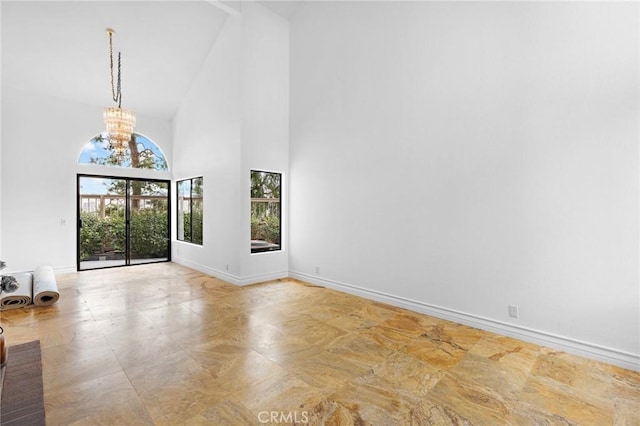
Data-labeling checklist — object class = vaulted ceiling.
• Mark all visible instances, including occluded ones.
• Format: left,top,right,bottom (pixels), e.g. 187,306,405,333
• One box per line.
2,1,304,121
1,1,230,120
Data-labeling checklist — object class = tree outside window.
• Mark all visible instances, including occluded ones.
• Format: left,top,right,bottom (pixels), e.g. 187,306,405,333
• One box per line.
251,170,281,253
177,177,203,245
79,132,168,171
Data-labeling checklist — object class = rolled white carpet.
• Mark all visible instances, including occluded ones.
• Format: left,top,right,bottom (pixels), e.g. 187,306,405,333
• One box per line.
0,273,32,310
33,266,59,307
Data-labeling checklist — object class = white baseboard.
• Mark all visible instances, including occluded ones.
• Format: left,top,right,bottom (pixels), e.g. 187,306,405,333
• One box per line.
289,271,640,372
172,257,287,286
3,265,77,275
235,270,290,286
172,257,242,285
60,257,639,371
53,265,77,274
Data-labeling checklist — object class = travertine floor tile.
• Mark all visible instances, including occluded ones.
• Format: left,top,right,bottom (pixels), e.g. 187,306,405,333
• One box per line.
469,333,540,377
323,382,417,424
233,371,324,416
324,302,398,332
327,333,396,369
288,351,371,391
252,332,325,367
195,398,256,425
0,262,637,425
111,333,185,370
42,335,122,393
355,351,446,403
44,370,153,425
516,375,614,425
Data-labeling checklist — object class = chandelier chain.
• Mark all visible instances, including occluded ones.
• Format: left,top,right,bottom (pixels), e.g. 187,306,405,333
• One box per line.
108,30,122,108
103,27,135,160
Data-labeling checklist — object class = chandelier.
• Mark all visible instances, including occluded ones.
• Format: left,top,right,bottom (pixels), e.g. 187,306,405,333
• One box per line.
104,28,135,158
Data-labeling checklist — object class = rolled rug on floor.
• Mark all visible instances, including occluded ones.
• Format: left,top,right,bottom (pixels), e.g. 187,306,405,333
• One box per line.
33,266,59,307
0,273,32,310
1,275,19,292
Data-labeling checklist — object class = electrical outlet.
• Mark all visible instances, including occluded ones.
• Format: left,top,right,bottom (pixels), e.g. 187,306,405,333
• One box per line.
315,266,320,274
508,305,519,318
225,264,229,271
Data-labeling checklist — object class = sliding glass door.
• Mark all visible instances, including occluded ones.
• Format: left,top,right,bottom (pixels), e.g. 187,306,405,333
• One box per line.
129,180,170,264
78,175,170,271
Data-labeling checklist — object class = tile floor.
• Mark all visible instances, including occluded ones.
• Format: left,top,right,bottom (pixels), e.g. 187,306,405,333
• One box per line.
0,263,638,425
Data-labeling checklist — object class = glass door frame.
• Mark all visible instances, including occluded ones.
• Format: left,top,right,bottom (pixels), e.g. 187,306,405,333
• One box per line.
77,174,172,271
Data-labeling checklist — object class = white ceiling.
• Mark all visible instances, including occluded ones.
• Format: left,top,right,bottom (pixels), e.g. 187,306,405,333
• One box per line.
259,1,303,20
1,1,230,120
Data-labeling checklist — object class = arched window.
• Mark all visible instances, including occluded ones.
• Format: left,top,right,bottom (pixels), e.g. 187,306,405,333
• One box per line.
79,132,168,171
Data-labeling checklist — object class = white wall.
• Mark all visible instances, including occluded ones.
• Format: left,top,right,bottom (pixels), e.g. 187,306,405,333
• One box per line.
172,15,243,280
0,3,3,264
289,2,639,368
0,1,289,284
240,1,290,281
1,87,172,273
172,3,289,285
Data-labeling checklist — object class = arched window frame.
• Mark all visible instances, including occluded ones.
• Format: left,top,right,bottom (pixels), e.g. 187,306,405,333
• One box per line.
78,132,169,171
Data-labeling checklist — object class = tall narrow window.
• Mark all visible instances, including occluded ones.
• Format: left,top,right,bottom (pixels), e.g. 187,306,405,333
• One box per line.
177,177,203,245
251,170,281,253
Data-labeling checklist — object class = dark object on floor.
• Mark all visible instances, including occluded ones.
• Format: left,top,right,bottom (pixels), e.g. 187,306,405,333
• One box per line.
0,327,6,367
0,341,45,426
0,327,5,405
0,276,19,293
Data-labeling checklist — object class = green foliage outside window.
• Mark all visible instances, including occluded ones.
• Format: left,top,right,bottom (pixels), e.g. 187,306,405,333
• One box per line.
251,170,281,253
130,209,170,259
182,204,203,245
80,209,168,261
177,177,203,245
251,213,280,245
80,133,168,170
79,211,125,260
